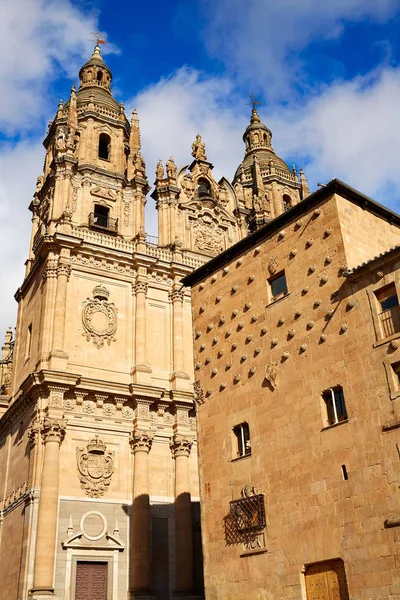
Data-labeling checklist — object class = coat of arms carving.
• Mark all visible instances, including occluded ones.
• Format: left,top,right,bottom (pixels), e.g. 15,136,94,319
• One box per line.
82,284,118,348
76,435,114,498
192,215,224,256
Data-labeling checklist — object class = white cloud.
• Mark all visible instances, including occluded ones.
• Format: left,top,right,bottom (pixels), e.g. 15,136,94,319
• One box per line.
0,0,108,132
201,0,399,98
0,140,44,336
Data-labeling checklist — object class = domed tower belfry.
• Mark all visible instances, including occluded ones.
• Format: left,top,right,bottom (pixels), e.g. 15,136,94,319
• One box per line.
232,107,310,231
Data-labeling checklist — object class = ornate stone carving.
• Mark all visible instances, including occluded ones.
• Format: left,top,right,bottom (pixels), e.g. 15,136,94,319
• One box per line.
166,156,177,180
194,380,205,405
57,263,72,279
129,429,154,453
103,403,115,417
192,215,224,256
191,134,207,160
122,406,134,419
90,185,117,201
42,417,67,445
82,285,118,349
76,435,114,498
133,281,148,296
265,362,278,390
123,199,131,226
268,257,278,275
170,434,193,458
82,400,95,414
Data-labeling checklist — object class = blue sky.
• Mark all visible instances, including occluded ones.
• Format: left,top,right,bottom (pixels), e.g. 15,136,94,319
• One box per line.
1,0,400,333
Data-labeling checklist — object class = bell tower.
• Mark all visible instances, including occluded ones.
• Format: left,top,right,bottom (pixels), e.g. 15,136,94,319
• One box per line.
3,44,205,600
233,107,310,231
27,44,149,276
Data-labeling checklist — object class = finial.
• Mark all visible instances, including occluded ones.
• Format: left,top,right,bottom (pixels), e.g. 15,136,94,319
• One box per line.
132,108,139,121
58,99,63,109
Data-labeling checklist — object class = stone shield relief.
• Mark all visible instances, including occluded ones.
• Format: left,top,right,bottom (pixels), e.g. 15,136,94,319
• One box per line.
76,435,114,498
82,284,117,348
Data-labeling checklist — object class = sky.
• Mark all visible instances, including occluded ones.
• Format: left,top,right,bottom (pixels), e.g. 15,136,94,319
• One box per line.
1,0,400,335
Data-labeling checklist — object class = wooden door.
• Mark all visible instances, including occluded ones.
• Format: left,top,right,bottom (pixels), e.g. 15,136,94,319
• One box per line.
75,561,108,600
305,560,349,600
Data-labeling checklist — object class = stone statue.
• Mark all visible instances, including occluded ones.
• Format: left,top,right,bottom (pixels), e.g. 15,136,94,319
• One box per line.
35,175,44,195
156,159,164,180
166,156,177,180
217,186,228,205
55,128,67,151
134,152,146,177
191,134,207,161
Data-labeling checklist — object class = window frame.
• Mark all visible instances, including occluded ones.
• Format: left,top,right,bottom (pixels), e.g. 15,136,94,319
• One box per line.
233,422,251,459
322,386,348,428
98,133,111,161
268,270,288,302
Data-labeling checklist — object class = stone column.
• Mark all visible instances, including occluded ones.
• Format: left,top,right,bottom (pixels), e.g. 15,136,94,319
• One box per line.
49,260,71,369
132,281,151,381
39,257,58,365
171,288,185,375
171,434,194,594
129,429,154,599
30,417,66,597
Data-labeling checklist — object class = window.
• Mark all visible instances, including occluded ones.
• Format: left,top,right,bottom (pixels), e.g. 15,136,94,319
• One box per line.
93,204,109,228
98,133,111,160
97,70,103,82
233,422,251,458
323,386,347,426
269,271,288,300
391,362,400,388
197,179,211,198
25,324,32,359
282,194,292,212
375,283,400,337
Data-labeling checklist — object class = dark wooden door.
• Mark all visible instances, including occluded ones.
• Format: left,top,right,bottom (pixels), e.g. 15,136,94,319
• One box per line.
75,561,108,600
305,560,349,600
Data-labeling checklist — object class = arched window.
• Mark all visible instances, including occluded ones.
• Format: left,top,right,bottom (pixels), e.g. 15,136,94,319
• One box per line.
283,194,292,212
97,70,103,82
98,133,111,160
198,179,211,198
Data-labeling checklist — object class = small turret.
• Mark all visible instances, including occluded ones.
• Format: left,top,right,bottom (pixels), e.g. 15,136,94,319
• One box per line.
78,44,112,93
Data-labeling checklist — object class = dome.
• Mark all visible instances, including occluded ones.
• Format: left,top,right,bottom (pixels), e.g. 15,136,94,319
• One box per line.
233,108,292,182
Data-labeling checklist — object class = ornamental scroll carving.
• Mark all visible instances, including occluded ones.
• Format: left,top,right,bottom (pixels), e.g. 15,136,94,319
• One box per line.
82,284,118,349
192,215,224,256
76,435,114,498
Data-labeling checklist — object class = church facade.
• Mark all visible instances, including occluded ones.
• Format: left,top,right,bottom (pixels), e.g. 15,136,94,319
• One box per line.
0,45,309,600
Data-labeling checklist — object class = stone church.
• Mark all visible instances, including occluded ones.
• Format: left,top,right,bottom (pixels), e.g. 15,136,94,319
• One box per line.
0,45,309,600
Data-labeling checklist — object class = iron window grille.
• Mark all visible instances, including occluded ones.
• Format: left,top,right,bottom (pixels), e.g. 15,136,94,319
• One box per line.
229,493,265,533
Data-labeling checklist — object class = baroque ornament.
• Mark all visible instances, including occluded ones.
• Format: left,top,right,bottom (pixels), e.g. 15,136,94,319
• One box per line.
82,285,118,348
192,215,224,256
76,435,114,498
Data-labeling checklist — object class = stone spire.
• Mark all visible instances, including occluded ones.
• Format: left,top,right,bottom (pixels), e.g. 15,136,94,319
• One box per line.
300,168,310,199
129,109,141,156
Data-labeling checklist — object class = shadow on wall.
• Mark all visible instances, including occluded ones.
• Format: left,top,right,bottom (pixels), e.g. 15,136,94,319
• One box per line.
123,496,204,600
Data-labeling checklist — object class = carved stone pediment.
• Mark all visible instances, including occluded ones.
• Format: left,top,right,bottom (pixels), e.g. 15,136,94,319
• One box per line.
76,436,114,498
82,285,118,348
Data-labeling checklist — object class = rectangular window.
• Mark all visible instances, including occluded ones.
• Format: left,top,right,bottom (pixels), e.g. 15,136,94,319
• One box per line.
25,324,32,359
268,271,288,300
375,283,400,337
233,422,251,458
323,387,347,426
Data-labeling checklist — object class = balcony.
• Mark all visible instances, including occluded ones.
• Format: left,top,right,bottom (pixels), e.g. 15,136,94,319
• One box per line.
88,212,118,235
379,305,400,338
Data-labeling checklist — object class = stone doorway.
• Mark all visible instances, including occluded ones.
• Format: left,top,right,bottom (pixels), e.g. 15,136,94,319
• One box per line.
305,559,349,600
75,561,108,600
